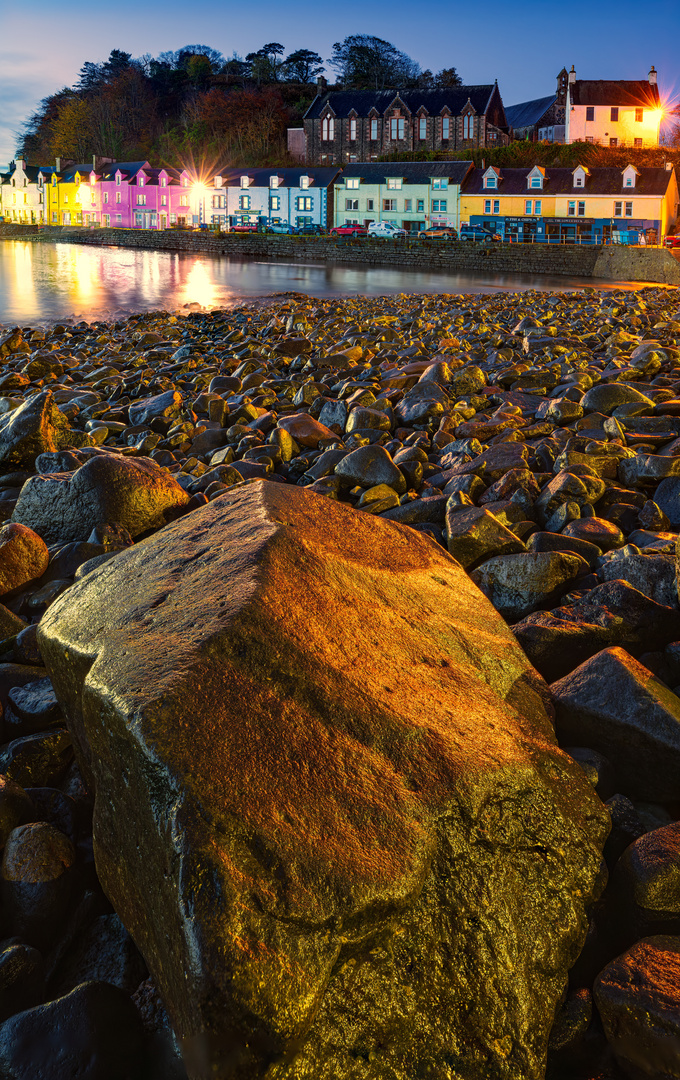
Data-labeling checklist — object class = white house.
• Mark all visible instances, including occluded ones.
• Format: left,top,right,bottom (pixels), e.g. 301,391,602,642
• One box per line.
0,159,50,224
565,66,663,147
207,168,341,230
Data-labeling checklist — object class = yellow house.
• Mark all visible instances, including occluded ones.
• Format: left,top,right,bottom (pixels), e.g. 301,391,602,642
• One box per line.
44,161,97,226
460,163,679,243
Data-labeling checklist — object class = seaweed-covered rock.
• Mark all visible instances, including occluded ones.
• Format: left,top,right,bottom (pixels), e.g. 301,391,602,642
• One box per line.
38,482,608,1080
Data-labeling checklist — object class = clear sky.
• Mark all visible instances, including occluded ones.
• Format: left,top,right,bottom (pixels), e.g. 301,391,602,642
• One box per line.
1,0,678,167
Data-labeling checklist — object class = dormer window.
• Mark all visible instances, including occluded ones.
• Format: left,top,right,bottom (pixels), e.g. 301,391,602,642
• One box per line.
139,177,144,186
483,168,499,190
160,176,168,187
270,176,280,188
182,176,189,187
345,177,360,189
432,178,448,189
322,116,334,141
215,176,222,188
575,176,583,186
530,176,542,188
300,175,310,189
622,165,638,190
386,178,402,189
240,176,250,188
116,173,121,186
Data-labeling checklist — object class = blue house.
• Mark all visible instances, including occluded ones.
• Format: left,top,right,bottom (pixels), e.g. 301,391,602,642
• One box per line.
208,168,341,230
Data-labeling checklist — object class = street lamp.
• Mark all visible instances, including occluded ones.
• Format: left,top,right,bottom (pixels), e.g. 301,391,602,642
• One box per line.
193,182,207,228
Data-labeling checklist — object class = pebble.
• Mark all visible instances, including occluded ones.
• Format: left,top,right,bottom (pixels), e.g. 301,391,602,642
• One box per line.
1,286,680,1074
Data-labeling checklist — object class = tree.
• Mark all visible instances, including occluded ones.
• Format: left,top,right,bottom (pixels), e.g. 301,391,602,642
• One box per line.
158,45,225,70
49,95,94,160
76,61,104,93
281,49,324,83
327,35,420,90
186,54,213,88
434,67,462,88
102,50,133,80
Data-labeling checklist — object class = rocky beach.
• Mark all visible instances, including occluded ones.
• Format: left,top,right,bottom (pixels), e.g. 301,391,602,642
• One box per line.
0,284,678,1077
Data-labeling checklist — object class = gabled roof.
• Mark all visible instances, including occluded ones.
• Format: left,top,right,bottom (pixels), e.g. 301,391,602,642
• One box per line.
505,95,557,129
339,161,474,185
304,86,500,121
215,167,341,188
99,161,149,182
59,164,96,182
462,165,674,197
570,80,660,107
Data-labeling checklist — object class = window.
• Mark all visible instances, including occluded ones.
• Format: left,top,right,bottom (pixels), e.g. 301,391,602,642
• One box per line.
417,199,424,212
160,177,167,187
484,199,492,214
610,137,618,147
625,201,633,217
432,178,448,189
239,195,250,210
611,107,619,122
387,178,401,189
614,201,623,216
370,118,378,141
115,192,121,204
525,199,532,214
322,116,334,140
270,195,280,210
568,201,576,216
493,199,499,214
484,174,497,189
404,199,412,211
578,201,585,216
635,108,644,123
419,117,427,140
432,199,447,212
585,136,594,144
269,176,279,189
182,177,189,187
349,117,357,140
103,192,109,204
634,138,642,148
51,211,57,223
442,116,450,139
135,213,143,226
575,176,584,187
63,194,68,204
345,177,359,189
116,213,122,223
300,175,310,189
625,175,633,187
137,194,146,205
296,196,313,210
366,198,374,210
390,117,405,140
530,175,542,188
534,200,542,214
179,194,189,206
345,199,359,210
116,173,121,186
139,177,144,186
383,199,397,211
161,195,167,206
463,114,473,139
586,106,594,122
240,176,250,188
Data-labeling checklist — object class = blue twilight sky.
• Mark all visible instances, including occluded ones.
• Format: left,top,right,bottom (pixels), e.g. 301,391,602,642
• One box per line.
1,0,679,167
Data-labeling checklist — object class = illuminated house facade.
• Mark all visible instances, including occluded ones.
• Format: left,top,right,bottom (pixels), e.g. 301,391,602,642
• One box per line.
460,163,679,243
565,67,662,147
332,161,473,232
0,159,50,223
96,163,191,229
206,168,341,229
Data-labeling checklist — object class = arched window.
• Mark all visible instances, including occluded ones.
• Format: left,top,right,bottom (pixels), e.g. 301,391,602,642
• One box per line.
349,117,357,140
442,116,450,139
463,114,474,139
322,116,334,141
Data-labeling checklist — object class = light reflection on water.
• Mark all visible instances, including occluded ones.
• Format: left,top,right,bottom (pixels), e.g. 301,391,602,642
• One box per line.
0,239,658,326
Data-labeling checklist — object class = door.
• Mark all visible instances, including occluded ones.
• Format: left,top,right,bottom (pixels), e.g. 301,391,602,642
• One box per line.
160,215,167,230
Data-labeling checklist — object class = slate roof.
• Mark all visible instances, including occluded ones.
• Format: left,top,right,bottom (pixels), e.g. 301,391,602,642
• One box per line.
304,87,499,120
216,167,341,188
570,80,660,108
505,96,557,130
463,166,674,197
98,161,149,182
338,161,474,185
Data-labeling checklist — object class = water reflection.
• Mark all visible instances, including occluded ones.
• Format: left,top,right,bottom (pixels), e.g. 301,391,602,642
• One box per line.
0,239,659,326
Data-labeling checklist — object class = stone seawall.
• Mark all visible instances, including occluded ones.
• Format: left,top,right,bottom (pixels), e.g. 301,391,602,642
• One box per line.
1,224,678,284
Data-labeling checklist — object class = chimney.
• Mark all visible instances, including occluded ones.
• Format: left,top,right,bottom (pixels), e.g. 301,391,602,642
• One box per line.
649,66,657,85
316,75,327,93
16,158,25,170
568,65,576,86
55,157,61,172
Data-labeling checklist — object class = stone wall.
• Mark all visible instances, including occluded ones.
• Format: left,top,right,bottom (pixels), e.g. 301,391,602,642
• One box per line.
1,223,678,284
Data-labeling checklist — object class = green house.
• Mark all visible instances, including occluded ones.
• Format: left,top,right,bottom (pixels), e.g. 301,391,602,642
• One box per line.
333,161,474,233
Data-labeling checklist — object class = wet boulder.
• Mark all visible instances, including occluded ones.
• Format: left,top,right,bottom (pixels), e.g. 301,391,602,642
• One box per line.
0,391,88,471
0,524,49,596
12,455,190,545
471,551,587,622
38,482,608,1080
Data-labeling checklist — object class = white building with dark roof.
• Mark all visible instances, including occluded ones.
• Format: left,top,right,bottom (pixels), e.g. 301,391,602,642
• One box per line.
565,66,662,147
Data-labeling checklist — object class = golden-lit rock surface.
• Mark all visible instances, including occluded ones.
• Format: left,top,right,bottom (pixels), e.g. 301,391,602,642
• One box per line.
38,481,608,1080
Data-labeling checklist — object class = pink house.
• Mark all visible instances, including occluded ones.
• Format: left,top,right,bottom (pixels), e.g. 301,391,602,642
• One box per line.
96,163,195,229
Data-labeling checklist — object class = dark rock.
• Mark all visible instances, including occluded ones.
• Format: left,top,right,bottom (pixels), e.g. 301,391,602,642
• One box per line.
594,936,680,1079
581,384,654,415
334,444,405,490
0,980,146,1080
552,647,680,801
0,730,73,788
527,531,601,570
654,476,680,527
0,943,44,1024
25,788,78,844
513,614,616,682
562,517,625,551
564,747,616,801
49,912,147,999
471,551,587,622
445,506,525,570
0,775,35,847
129,389,183,427
12,455,189,545
609,821,680,941
619,453,680,486
600,553,678,608
604,794,646,871
0,391,88,471
0,525,49,596
38,482,607,1080
8,678,61,732
1,822,75,950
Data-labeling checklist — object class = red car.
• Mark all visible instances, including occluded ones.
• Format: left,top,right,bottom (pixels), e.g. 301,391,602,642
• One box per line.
231,223,259,233
329,224,367,238
665,234,680,249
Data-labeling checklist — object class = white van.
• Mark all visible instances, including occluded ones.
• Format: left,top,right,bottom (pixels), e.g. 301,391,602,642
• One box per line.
367,221,407,240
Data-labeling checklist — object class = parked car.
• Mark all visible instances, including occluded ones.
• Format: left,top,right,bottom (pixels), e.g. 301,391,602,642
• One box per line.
329,223,367,237
266,222,296,234
231,223,259,233
665,233,680,249
459,224,501,243
418,225,458,240
295,223,327,236
367,221,407,240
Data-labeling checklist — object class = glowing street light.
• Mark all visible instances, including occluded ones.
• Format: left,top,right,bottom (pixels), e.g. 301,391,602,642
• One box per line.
192,182,207,227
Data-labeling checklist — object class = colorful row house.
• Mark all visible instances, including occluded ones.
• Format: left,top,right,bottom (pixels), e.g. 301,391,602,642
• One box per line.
332,162,473,233
42,160,195,229
0,158,52,223
460,164,679,243
201,167,341,229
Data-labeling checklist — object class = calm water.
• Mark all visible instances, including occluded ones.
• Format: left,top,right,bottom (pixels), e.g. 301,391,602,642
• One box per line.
0,239,654,326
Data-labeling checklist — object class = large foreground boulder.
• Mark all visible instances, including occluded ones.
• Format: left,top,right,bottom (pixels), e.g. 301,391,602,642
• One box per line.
12,455,190,545
38,482,608,1080
0,390,88,471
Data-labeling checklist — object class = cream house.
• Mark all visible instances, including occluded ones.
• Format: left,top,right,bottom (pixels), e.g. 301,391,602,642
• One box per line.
565,67,662,147
0,159,49,223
